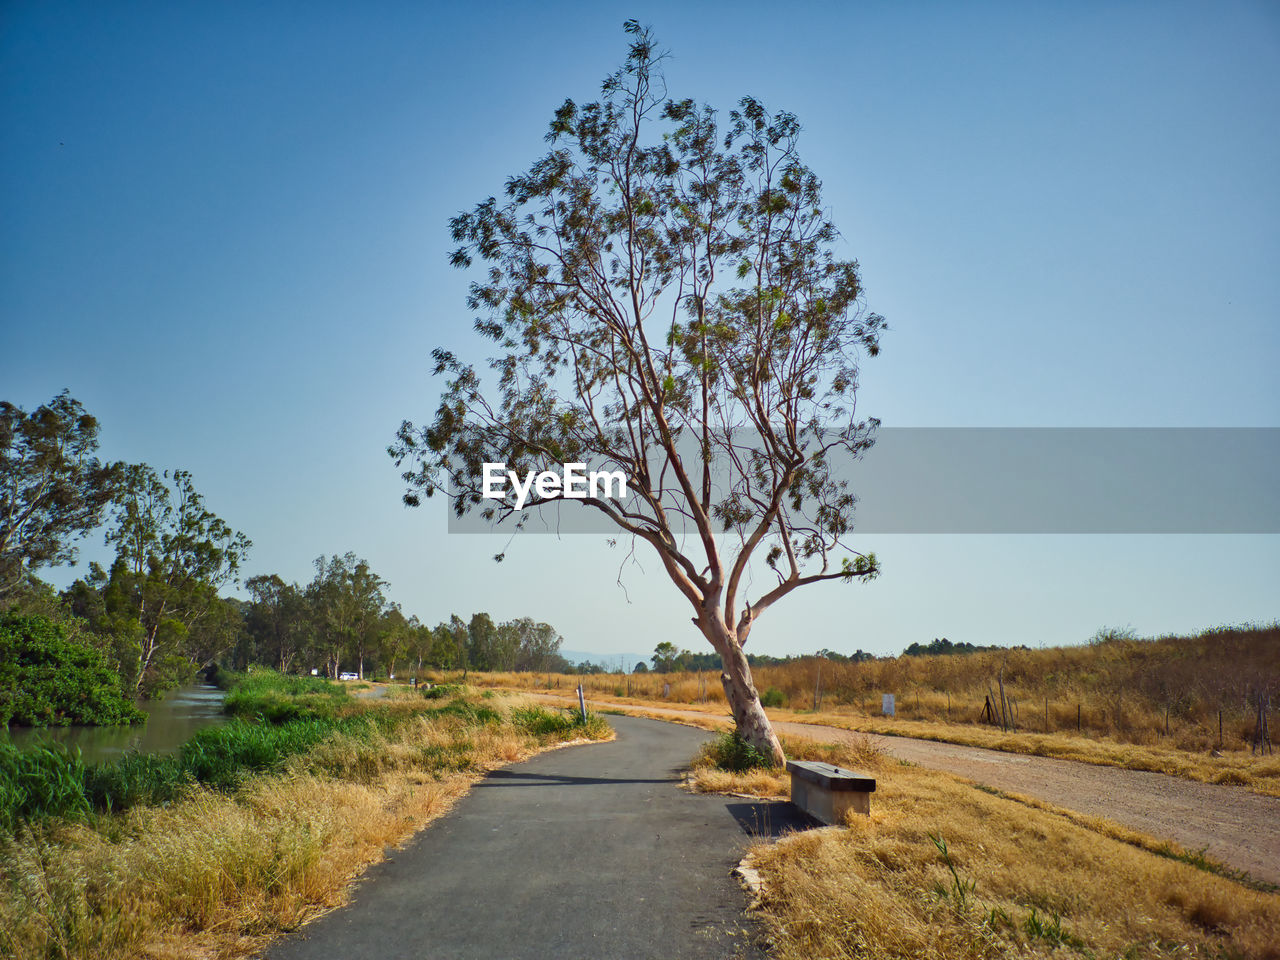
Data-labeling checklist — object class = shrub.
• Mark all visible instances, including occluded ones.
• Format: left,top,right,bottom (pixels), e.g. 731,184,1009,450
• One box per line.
421,683,464,700
760,687,786,708
0,613,144,727
426,699,501,726
700,730,780,772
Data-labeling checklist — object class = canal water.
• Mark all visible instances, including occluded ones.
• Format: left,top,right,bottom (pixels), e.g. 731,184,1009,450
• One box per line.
1,683,228,764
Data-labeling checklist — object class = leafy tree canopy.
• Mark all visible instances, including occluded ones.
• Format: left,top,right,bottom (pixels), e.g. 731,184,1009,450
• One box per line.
392,23,886,763
0,391,119,601
0,612,144,727
104,465,251,694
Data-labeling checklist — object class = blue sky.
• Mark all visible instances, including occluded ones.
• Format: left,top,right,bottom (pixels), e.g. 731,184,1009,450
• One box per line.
2,1,1277,659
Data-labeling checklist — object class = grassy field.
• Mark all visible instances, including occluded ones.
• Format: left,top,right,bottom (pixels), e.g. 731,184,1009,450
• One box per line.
0,673,610,960
690,731,1280,960
8,657,1273,960
465,623,1280,794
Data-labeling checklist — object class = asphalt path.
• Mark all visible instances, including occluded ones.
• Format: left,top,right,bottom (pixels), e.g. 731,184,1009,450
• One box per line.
265,716,791,960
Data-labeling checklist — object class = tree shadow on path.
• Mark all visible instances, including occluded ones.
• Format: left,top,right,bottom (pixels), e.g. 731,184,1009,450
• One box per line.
476,769,681,787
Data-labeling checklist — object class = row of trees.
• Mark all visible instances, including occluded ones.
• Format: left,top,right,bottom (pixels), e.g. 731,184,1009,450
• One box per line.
237,558,568,680
3,392,566,701
3,392,251,695
646,641,880,674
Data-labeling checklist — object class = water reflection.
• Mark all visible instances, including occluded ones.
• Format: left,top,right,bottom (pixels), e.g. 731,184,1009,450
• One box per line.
1,684,227,764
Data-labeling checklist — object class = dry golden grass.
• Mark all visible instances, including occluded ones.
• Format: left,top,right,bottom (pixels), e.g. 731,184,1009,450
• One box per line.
472,623,1280,797
691,735,1280,959
464,623,1280,757
508,684,1280,795
0,695,611,960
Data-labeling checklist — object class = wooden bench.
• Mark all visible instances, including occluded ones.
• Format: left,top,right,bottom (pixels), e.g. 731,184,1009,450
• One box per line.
786,760,876,824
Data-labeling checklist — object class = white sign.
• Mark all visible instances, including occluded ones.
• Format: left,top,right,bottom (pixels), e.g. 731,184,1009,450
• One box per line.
882,693,895,716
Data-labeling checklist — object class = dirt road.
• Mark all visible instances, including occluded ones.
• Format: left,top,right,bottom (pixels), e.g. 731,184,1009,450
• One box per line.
527,693,1280,887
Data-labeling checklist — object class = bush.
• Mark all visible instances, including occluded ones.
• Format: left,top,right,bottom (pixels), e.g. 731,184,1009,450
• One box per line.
426,699,501,726
0,613,144,727
700,730,780,772
421,683,464,700
760,687,786,708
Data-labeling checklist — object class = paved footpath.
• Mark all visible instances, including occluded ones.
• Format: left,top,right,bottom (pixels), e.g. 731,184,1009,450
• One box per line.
266,716,788,960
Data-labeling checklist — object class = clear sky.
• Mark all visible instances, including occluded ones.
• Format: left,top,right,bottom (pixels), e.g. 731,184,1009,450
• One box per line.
3,0,1277,660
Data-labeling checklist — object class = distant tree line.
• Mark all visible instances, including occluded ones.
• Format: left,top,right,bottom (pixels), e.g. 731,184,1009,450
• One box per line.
3,392,1023,711
642,641,880,674
901,637,1009,658
635,640,1023,674
1,393,566,716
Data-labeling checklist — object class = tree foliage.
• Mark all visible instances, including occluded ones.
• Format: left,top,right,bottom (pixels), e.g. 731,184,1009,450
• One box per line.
0,391,119,601
902,637,1002,658
306,553,387,680
103,465,251,694
0,612,144,727
391,23,885,762
245,574,308,673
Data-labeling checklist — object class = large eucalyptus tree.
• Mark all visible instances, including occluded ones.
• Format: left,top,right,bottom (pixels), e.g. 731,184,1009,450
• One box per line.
392,23,885,763
0,391,119,601
106,465,251,693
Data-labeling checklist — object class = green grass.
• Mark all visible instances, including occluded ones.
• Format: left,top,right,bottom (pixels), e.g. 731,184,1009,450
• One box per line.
510,705,610,740
0,718,375,828
222,670,349,722
178,716,373,789
0,744,91,831
83,751,190,812
0,672,387,830
0,677,613,834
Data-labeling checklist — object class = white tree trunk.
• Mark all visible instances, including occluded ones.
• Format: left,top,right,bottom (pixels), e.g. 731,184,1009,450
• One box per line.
704,614,785,766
